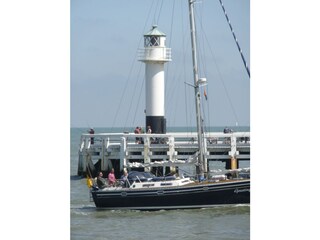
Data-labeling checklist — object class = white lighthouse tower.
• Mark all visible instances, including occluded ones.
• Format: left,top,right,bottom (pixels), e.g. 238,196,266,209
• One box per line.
139,25,171,133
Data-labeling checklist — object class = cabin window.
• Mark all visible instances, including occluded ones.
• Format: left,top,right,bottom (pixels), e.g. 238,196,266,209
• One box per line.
160,183,172,186
142,184,155,187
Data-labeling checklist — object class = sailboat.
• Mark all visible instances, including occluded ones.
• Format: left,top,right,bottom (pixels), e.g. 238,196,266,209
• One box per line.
85,0,250,210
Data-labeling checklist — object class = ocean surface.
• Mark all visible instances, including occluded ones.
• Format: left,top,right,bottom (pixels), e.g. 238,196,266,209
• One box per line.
71,127,250,240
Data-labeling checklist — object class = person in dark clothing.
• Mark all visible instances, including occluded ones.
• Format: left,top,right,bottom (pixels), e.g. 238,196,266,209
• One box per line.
223,127,233,133
88,128,95,144
134,126,140,143
120,170,129,188
96,172,108,189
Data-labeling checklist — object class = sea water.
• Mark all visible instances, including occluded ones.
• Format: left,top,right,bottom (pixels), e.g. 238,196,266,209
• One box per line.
71,127,250,240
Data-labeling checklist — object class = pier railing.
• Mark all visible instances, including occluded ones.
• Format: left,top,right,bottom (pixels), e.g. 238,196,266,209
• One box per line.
78,132,250,176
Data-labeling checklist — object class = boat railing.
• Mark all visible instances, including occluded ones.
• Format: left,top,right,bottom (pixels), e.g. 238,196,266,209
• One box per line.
135,176,142,183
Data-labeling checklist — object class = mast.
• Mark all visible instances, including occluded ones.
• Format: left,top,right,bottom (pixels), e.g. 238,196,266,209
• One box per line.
188,0,205,180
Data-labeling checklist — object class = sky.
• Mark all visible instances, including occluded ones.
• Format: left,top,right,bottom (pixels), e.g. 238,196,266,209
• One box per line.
71,0,250,128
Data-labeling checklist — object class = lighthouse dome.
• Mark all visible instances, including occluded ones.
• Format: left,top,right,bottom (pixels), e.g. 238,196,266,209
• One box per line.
144,25,166,37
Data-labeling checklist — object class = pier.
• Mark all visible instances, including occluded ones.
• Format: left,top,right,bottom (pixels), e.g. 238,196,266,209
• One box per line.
78,131,250,178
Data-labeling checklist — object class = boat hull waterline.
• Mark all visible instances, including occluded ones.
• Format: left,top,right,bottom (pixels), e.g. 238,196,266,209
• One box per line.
91,180,250,210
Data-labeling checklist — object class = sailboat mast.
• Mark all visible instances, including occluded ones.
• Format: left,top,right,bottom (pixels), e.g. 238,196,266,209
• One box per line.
188,0,205,180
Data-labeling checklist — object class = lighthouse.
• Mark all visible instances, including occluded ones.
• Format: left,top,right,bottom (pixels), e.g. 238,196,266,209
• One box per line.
139,25,171,133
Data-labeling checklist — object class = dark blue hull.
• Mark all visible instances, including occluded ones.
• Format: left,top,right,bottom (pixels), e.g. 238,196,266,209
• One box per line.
91,180,250,210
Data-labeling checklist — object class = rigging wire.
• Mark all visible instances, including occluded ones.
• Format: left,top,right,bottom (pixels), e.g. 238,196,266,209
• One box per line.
153,0,160,24
123,62,143,130
156,0,164,25
131,0,165,128
110,51,137,129
111,1,156,129
153,0,164,25
162,0,191,129
132,72,145,128
194,2,212,133
218,0,250,78
193,1,240,126
194,1,206,80
203,29,240,125
164,0,176,120
180,1,192,131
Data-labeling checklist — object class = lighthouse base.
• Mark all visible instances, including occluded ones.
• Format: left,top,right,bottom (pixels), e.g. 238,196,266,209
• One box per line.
146,116,166,134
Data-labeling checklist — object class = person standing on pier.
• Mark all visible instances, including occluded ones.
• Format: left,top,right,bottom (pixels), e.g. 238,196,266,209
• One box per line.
134,126,140,143
147,125,154,143
88,128,95,144
139,127,144,144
